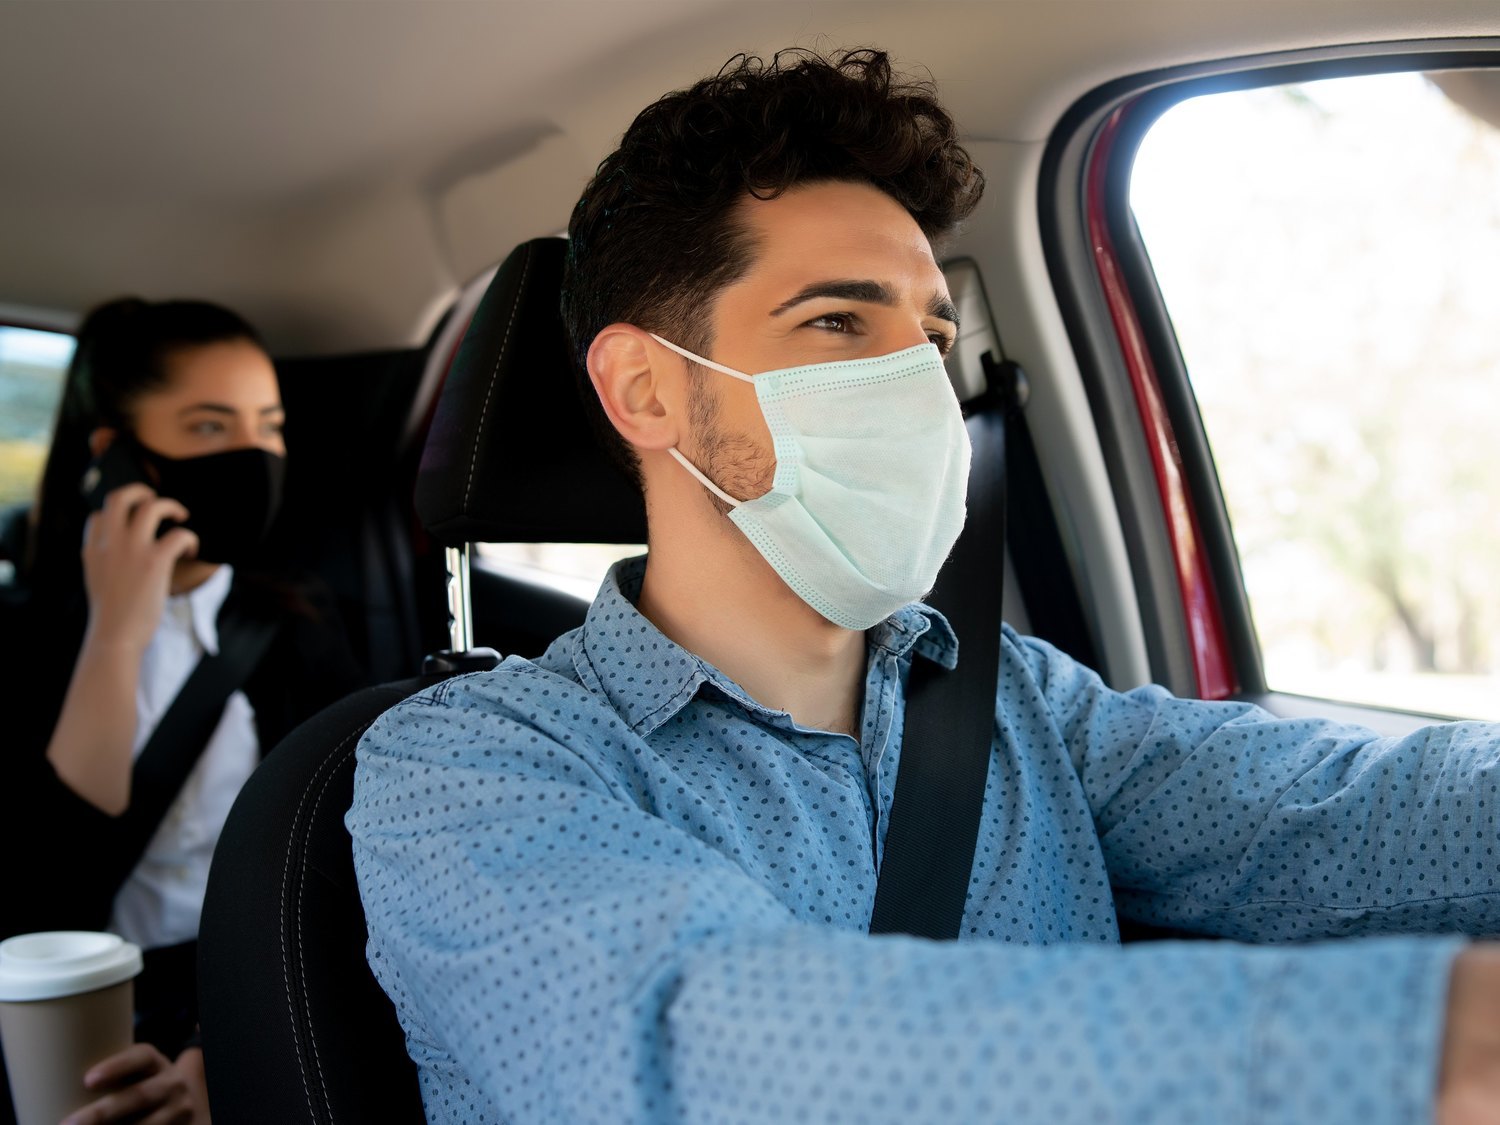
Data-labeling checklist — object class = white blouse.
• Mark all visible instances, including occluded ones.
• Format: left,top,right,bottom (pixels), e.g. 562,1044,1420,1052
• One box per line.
107,564,259,950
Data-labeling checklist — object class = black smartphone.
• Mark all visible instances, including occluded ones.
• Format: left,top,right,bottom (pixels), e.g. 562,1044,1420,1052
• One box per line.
81,439,152,512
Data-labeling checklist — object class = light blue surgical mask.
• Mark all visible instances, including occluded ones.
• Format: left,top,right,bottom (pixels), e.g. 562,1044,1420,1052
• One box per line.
651,333,971,630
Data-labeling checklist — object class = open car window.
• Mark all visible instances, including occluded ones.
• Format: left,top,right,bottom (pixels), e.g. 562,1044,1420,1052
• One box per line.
1130,70,1500,720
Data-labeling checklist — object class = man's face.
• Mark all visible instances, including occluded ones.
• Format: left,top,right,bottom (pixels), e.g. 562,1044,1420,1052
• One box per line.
680,179,959,504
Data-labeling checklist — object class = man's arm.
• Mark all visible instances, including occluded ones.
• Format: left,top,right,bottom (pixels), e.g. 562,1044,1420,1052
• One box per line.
1007,627,1500,942
351,668,1468,1124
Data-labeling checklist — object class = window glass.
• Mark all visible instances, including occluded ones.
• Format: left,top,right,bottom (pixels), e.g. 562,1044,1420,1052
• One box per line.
475,542,643,601
1131,70,1500,719
0,325,73,504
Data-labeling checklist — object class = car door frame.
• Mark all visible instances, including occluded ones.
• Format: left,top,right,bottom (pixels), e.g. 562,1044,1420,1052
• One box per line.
1040,36,1500,730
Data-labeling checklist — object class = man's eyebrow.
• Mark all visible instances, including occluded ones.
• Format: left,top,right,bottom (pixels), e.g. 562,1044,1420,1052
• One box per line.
928,294,960,328
769,279,959,328
769,279,895,315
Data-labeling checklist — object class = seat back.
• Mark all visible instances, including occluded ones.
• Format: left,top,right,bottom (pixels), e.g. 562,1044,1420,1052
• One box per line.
198,682,429,1124
199,237,640,1124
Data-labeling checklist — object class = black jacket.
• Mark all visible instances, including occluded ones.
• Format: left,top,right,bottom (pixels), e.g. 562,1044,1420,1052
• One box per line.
0,570,365,941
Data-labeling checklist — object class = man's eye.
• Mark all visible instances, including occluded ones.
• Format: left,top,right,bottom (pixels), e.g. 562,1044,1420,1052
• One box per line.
190,420,225,435
807,313,854,333
929,331,957,355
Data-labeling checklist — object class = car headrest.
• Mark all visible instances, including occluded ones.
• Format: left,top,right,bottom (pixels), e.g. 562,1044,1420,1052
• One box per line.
415,237,648,547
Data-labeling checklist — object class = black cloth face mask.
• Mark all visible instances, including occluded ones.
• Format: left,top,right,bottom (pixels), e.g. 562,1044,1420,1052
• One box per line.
128,437,286,565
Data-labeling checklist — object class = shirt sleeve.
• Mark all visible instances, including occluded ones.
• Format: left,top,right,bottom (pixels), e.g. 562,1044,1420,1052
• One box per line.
0,729,126,938
1006,626,1500,942
349,666,1464,1125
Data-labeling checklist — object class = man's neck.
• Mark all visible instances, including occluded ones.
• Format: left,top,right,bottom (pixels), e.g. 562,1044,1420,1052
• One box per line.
636,524,867,738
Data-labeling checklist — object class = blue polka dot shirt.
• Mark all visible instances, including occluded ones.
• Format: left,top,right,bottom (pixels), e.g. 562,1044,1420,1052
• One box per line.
349,556,1497,1123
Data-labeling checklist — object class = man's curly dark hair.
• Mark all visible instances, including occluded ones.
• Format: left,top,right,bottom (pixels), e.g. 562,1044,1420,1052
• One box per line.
561,47,985,485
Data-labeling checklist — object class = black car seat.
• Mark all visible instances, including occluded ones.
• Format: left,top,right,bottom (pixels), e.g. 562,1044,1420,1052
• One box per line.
262,345,449,683
197,237,645,1125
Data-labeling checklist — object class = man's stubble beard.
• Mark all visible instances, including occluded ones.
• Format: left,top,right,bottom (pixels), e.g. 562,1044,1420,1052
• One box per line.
687,363,775,518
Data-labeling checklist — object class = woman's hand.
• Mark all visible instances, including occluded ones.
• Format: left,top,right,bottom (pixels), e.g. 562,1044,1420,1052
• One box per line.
81,482,198,652
60,1043,209,1125
45,483,201,813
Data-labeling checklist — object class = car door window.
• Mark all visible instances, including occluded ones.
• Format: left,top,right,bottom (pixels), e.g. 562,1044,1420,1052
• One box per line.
0,324,74,581
1131,70,1500,719
475,541,644,600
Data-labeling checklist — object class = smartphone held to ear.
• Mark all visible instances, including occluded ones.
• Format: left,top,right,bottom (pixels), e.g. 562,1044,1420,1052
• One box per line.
80,440,182,540
81,439,151,512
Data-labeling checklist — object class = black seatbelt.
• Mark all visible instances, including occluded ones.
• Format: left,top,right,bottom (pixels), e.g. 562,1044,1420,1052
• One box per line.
108,597,280,890
868,355,1013,941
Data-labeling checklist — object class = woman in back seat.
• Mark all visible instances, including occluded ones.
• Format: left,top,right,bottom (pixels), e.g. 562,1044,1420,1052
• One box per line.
1,298,363,1125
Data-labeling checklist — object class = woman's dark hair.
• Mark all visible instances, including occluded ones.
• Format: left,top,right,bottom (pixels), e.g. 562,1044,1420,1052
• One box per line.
561,47,985,485
24,297,264,590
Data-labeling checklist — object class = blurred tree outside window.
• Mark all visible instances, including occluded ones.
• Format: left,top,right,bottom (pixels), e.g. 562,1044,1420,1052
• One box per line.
1132,70,1500,719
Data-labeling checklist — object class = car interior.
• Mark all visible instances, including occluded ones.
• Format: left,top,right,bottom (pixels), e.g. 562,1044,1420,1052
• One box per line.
3,1,1499,1118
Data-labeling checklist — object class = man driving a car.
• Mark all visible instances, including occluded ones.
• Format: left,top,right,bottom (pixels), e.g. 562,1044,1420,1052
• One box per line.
349,48,1500,1124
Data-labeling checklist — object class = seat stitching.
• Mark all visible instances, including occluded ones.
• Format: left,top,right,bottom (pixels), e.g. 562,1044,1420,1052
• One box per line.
463,244,533,510
280,726,364,1123
278,766,322,1119
299,731,365,1118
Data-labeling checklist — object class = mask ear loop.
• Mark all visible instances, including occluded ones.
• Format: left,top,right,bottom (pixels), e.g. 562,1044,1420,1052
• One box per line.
649,332,752,507
667,448,743,507
648,333,756,383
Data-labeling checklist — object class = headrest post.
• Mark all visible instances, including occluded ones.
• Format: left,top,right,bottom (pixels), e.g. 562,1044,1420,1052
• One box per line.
444,544,475,653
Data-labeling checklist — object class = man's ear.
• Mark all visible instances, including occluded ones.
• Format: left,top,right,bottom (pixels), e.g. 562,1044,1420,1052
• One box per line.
87,427,117,459
585,324,682,452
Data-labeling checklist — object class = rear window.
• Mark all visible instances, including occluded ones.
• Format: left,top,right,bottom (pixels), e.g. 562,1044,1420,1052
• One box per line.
0,324,73,507
475,542,643,601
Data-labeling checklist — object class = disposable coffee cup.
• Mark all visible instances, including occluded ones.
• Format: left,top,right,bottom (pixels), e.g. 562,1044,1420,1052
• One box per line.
0,931,142,1125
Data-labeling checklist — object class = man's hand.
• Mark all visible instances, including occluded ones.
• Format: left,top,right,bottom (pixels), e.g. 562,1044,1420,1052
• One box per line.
1439,944,1500,1123
60,1043,209,1125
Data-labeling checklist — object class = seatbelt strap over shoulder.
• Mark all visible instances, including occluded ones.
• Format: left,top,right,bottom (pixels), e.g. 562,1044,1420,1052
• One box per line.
109,597,280,889
868,355,1013,941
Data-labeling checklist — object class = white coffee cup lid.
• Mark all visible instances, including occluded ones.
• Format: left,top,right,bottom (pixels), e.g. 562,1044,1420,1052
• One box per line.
0,931,143,1002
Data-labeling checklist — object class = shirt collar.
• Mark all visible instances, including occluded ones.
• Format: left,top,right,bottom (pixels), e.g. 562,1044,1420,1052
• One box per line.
872,600,959,669
573,556,959,739
176,564,234,655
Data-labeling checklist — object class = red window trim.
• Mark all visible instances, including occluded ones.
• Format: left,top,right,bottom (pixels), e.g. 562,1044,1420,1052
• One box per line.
1085,105,1237,699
